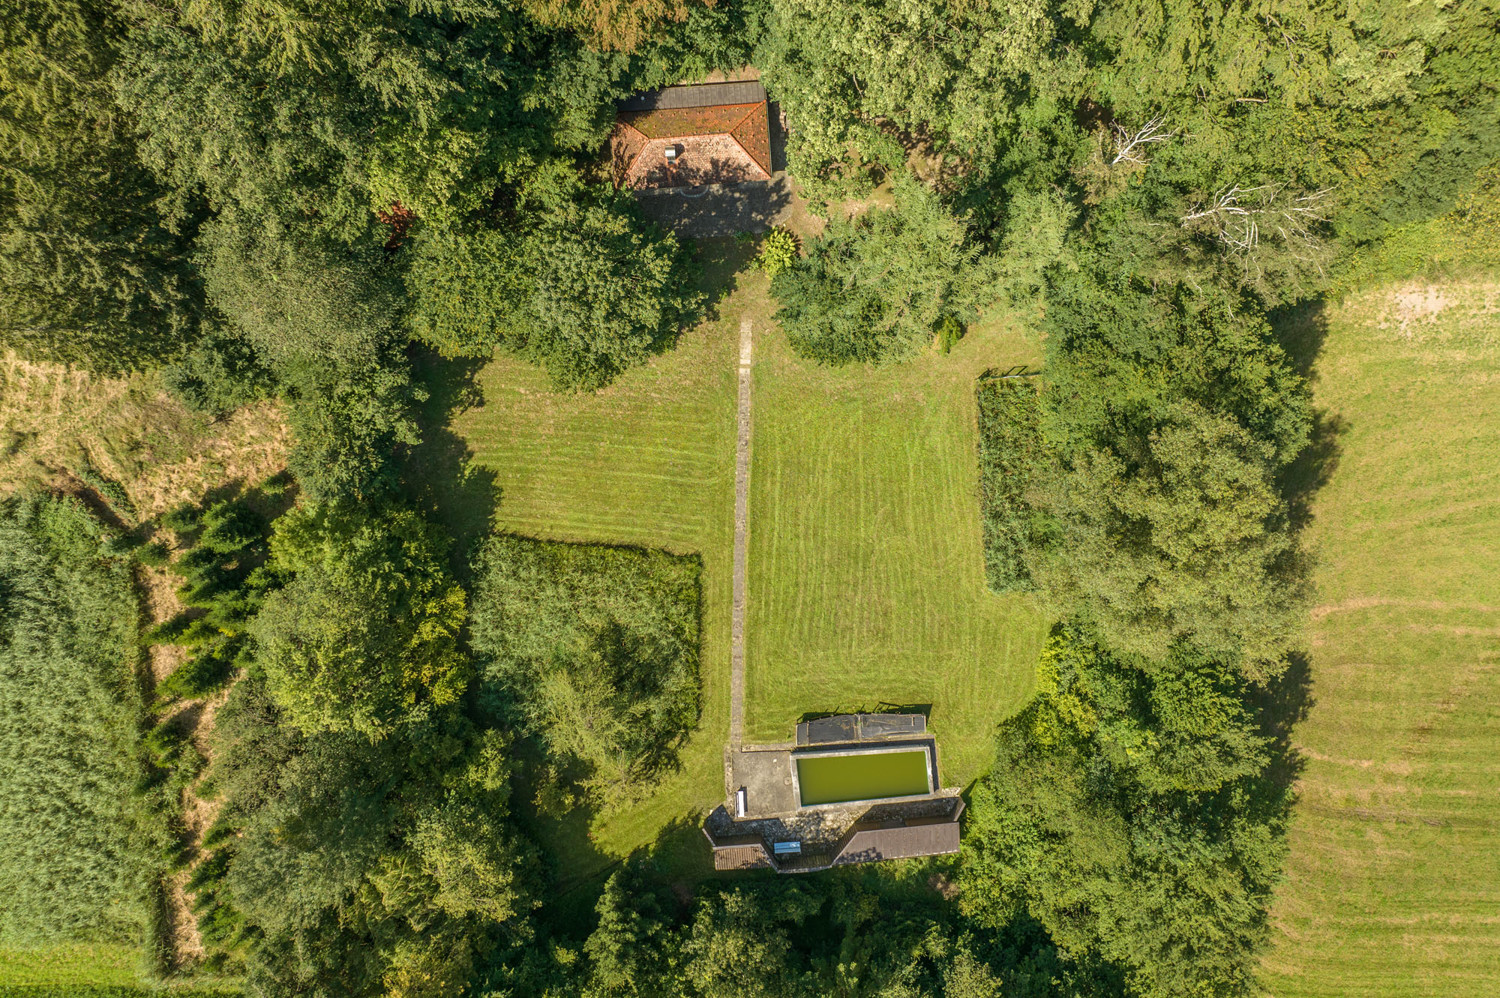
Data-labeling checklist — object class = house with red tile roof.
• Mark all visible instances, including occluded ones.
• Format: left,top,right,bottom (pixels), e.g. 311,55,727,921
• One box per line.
612,80,774,190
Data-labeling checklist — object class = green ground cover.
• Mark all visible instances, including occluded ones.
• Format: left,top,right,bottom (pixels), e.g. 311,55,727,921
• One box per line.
1259,276,1500,996
0,943,143,987
744,313,1049,782
449,251,749,874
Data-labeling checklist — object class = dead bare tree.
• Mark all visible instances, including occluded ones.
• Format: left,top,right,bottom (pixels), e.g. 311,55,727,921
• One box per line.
1111,116,1176,165
1180,183,1336,278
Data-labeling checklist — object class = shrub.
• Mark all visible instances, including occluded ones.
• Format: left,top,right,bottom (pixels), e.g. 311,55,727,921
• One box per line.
75,458,137,521
259,470,294,499
143,613,196,645
136,540,172,567
198,500,265,555
158,648,237,700
976,377,1047,592
757,228,799,278
160,502,202,533
143,719,188,768
934,314,964,354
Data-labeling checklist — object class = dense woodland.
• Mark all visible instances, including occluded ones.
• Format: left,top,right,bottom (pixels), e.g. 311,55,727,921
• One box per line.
1,0,1497,995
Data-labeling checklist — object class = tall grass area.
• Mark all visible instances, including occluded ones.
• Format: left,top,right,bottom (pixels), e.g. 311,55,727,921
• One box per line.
744,312,1049,782
449,262,745,867
1259,272,1500,996
0,498,165,984
0,942,144,988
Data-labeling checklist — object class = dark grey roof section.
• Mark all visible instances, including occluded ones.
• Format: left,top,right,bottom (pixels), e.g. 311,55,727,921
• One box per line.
704,796,964,873
797,712,927,746
832,819,961,867
620,80,767,112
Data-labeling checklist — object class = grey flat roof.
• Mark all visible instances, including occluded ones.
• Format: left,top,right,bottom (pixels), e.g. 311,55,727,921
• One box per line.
833,821,961,866
619,80,767,112
797,712,927,745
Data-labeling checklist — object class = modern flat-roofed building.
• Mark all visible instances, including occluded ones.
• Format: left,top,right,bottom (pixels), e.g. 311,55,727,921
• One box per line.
705,713,964,873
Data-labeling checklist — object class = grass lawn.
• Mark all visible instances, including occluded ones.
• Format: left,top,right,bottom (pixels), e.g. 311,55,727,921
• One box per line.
744,308,1049,783
1259,276,1500,996
0,942,143,987
448,245,750,881
445,242,1049,884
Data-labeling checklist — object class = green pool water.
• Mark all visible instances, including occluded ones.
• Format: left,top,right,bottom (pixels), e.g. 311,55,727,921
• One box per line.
795,749,932,806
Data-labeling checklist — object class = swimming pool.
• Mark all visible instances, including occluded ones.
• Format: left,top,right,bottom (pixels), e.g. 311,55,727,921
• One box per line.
794,747,933,807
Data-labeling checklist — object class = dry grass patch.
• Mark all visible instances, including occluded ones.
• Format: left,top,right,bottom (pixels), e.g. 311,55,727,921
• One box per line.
0,352,289,518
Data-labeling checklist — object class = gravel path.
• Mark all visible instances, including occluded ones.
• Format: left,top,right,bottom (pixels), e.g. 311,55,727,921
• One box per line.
730,317,753,749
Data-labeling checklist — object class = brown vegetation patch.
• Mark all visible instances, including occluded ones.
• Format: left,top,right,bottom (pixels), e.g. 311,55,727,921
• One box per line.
0,351,290,518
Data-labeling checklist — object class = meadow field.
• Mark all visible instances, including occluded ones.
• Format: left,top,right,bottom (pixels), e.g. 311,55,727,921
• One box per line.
0,943,144,988
1259,278,1500,996
744,314,1048,781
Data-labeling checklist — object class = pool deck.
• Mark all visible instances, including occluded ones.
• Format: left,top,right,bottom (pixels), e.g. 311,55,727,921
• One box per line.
712,728,963,872
730,734,941,818
730,744,800,816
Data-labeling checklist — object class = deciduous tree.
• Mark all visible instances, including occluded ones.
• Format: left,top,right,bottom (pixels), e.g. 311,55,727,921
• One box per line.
252,501,470,738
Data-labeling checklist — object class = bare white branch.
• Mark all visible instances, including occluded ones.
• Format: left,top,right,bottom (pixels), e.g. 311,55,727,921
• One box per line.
1111,115,1176,165
1180,184,1335,277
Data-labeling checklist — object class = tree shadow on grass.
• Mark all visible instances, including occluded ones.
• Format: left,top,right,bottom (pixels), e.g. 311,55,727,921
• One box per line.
1267,295,1332,381
533,810,717,941
1256,298,1333,844
1248,650,1316,844
1270,296,1349,530
1281,407,1347,534
402,348,500,579
690,234,759,325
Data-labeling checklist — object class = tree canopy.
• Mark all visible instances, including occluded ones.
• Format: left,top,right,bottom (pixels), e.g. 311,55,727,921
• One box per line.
470,536,702,805
408,175,700,389
773,178,988,364
0,0,1494,994
252,501,470,738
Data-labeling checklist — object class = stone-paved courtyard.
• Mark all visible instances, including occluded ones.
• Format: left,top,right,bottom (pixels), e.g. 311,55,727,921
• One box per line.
633,175,795,239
